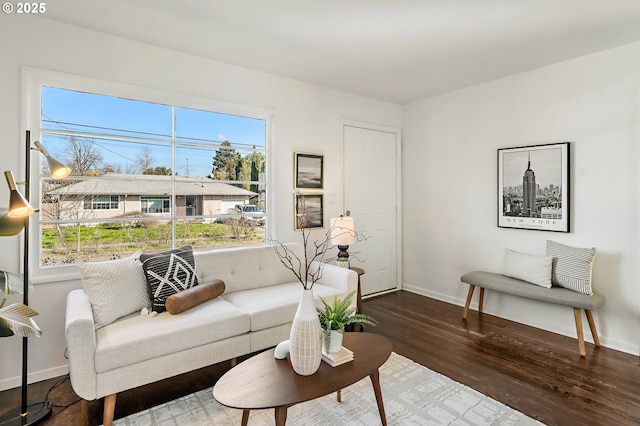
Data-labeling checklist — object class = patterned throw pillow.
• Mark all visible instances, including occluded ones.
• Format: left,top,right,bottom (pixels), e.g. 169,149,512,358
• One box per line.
546,240,596,295
78,252,150,329
140,245,199,313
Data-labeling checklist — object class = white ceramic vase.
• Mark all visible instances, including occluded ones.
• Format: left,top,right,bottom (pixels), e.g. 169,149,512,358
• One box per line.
323,329,344,353
289,287,322,375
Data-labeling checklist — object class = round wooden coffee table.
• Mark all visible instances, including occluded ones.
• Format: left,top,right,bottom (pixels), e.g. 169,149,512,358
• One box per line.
213,332,392,425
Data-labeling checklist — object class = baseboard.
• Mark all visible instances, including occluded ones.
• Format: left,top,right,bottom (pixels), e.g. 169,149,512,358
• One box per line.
0,364,69,392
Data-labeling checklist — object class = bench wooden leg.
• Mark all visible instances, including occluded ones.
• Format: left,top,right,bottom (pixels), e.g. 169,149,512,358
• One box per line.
463,285,475,320
573,308,586,357
231,357,237,367
585,310,601,347
478,287,485,313
103,393,117,426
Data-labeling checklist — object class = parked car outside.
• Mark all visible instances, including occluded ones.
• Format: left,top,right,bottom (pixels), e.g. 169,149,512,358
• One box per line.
214,204,266,226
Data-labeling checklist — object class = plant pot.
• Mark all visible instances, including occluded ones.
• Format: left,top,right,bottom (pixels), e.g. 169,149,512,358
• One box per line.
323,329,344,353
289,288,322,375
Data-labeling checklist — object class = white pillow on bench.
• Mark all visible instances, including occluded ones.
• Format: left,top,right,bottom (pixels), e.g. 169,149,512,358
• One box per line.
502,249,553,288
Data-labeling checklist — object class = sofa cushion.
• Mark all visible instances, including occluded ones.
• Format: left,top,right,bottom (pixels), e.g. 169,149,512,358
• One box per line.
195,244,304,294
78,252,150,329
221,282,346,332
94,296,249,373
141,245,199,313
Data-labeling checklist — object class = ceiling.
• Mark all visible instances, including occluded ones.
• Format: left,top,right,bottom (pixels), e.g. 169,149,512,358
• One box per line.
42,0,640,104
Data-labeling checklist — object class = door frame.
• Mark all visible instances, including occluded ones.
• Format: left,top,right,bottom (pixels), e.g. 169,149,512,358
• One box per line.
340,119,402,295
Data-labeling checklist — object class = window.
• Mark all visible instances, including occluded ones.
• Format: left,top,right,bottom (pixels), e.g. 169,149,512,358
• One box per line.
141,196,170,214
84,195,119,210
28,70,271,271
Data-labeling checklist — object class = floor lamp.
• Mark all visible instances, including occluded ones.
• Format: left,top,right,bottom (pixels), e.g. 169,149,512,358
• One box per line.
0,130,70,426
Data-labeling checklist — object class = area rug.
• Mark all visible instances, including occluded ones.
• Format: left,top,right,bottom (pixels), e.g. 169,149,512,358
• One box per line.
113,353,544,425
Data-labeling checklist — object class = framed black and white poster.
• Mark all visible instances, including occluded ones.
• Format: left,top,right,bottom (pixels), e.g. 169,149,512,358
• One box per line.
294,193,324,230
294,152,323,190
498,142,570,232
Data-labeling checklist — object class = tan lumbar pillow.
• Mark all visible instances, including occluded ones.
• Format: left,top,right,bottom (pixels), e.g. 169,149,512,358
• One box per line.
165,279,226,314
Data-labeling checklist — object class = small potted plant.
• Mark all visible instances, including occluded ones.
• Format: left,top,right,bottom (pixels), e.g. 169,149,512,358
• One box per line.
317,291,377,353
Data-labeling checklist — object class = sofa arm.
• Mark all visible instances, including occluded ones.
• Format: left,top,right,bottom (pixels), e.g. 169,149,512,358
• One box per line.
313,261,358,306
65,289,98,400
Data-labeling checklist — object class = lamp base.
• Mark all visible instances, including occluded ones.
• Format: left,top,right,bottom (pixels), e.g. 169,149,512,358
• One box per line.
0,402,51,426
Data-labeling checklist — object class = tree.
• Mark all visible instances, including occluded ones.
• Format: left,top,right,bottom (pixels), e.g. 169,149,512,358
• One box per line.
62,135,103,175
247,148,265,193
143,166,172,176
211,141,238,180
136,146,154,174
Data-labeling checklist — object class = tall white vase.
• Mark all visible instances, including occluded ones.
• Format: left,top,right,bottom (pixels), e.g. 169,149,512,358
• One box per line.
289,287,322,375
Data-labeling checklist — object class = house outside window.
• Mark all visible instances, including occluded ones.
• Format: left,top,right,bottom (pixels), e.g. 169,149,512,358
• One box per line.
27,69,271,273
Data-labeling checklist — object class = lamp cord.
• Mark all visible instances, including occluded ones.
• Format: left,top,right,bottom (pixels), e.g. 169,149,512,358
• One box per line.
42,348,82,414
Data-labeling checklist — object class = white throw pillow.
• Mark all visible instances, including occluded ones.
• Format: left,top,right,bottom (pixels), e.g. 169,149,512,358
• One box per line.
78,252,150,329
502,249,553,288
546,240,596,295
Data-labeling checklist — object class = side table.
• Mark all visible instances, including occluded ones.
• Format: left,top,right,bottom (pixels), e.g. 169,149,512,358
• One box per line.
350,266,365,314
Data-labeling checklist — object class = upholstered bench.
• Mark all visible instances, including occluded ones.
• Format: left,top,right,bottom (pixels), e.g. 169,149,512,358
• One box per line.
461,271,604,357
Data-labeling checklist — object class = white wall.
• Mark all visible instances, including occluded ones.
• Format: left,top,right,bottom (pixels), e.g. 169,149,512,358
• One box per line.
402,41,640,356
0,16,401,390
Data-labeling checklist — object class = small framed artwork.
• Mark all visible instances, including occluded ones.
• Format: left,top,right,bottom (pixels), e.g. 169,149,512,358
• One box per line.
294,193,324,230
498,142,570,232
294,152,324,190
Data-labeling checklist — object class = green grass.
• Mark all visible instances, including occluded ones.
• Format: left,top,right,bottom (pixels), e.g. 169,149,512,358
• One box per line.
40,222,264,265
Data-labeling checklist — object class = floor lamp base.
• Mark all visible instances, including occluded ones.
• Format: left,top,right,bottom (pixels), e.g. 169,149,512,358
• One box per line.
0,402,52,426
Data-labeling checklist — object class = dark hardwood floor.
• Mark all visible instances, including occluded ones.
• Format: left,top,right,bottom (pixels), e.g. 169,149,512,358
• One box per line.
1,291,638,425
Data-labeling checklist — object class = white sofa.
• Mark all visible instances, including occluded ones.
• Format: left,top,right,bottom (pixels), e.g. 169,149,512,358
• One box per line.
65,244,357,425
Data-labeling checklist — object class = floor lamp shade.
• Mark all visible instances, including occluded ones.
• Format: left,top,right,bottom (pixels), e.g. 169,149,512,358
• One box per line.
33,141,72,179
4,171,34,218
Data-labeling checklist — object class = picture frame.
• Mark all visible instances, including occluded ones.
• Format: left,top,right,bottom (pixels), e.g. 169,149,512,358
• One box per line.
294,193,324,230
498,142,570,232
294,152,324,190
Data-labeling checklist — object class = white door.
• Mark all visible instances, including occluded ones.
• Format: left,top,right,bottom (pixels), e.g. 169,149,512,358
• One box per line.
343,124,399,295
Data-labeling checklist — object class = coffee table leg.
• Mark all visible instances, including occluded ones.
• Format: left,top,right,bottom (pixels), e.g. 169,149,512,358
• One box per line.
274,406,288,426
241,410,250,426
369,369,387,426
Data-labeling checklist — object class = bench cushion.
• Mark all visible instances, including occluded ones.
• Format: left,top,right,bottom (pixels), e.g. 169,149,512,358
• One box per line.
461,271,604,311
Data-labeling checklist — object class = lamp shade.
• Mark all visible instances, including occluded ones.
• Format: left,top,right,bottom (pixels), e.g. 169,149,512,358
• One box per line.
330,216,355,246
34,141,72,179
0,208,25,236
4,171,35,218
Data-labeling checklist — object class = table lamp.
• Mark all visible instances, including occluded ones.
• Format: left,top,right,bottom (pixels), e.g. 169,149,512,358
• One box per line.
329,215,355,268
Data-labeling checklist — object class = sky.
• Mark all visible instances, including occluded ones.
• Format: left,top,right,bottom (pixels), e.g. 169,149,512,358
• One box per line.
501,145,564,189
40,87,266,177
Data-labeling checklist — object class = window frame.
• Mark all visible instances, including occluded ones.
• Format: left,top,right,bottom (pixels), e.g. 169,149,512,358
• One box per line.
22,67,274,282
